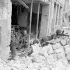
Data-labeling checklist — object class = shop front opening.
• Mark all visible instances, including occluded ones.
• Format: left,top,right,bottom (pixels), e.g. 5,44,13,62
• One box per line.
9,0,42,60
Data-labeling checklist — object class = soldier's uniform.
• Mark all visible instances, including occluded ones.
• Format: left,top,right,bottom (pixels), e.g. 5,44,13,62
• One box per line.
10,34,16,59
9,28,17,60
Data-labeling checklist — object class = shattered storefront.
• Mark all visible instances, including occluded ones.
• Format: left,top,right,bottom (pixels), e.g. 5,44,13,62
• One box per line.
10,0,51,60
0,0,50,61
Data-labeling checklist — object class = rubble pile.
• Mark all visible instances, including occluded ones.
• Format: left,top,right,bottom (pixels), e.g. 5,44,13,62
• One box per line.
0,58,12,70
0,28,70,70
0,38,70,70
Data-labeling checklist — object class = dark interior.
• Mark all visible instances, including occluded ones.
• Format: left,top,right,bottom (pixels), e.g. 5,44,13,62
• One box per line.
12,4,41,35
12,4,18,25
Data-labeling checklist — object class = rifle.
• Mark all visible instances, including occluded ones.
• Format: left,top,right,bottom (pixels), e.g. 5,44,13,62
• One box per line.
19,32,36,42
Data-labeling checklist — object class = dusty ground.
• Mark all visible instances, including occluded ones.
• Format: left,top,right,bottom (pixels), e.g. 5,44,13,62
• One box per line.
0,36,70,70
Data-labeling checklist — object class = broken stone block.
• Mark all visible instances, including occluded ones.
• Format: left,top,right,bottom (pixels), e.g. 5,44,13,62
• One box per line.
61,58,68,66
40,47,49,58
0,58,12,70
60,39,67,46
66,54,70,60
41,41,49,46
25,46,33,56
54,48,64,54
30,38,35,45
0,65,5,70
64,45,70,49
65,37,70,44
47,54,57,65
54,60,66,70
31,54,46,63
52,43,62,50
47,44,54,54
51,67,61,70
40,67,50,70
65,47,70,54
66,64,70,70
31,43,41,55
40,44,53,58
55,38,61,43
55,50,65,60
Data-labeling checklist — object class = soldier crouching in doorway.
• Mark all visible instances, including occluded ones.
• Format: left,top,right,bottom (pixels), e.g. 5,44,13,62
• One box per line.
8,28,17,60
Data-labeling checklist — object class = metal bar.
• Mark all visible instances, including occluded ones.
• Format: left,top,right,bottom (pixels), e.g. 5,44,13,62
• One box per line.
28,0,33,46
36,1,40,39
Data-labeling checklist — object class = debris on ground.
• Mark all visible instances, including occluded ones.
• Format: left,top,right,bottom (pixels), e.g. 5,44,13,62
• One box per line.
0,28,70,70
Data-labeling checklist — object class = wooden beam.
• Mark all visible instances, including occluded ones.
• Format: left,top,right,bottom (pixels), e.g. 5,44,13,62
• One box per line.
12,0,29,9
36,1,40,39
28,0,33,46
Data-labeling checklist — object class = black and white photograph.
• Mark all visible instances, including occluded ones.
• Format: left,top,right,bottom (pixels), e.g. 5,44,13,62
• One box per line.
0,0,70,70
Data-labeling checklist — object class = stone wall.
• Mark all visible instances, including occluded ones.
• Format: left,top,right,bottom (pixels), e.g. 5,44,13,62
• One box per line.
0,0,12,61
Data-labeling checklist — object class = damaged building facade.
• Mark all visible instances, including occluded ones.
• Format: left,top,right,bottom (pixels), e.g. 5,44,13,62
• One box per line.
0,0,65,60
63,0,70,27
48,0,65,35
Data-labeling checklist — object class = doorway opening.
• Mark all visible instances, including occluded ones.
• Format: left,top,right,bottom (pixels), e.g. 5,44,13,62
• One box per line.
9,0,42,60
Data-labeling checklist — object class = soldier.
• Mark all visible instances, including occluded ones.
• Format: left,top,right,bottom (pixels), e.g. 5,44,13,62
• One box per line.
9,28,16,60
